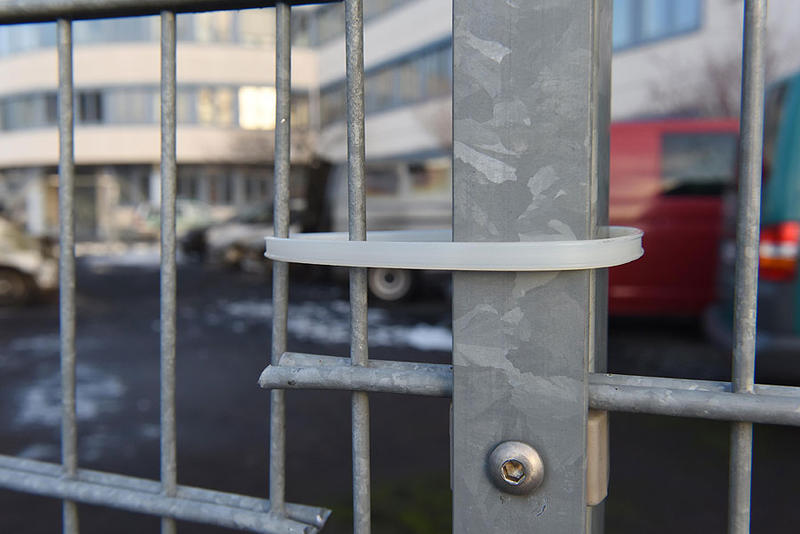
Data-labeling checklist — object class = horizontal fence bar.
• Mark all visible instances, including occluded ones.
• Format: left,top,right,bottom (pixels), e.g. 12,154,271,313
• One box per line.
0,0,338,24
259,353,453,397
0,455,329,533
260,356,800,425
280,352,451,373
590,374,800,426
590,373,800,398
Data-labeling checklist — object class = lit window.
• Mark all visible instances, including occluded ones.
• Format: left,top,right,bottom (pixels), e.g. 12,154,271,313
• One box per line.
238,86,277,130
198,88,234,127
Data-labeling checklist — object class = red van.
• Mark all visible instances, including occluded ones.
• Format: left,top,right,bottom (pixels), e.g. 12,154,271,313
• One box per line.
608,119,739,316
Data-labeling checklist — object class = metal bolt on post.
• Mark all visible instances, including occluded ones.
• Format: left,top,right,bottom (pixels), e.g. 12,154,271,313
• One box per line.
488,441,545,495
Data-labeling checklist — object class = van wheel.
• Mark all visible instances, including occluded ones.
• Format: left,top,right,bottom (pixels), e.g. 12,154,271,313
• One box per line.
368,268,413,302
0,268,32,306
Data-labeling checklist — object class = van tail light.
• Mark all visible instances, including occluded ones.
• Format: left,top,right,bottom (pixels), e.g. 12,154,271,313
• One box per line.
759,222,800,281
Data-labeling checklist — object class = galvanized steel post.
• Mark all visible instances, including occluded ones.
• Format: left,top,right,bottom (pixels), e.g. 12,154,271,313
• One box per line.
270,0,292,519
57,17,78,534
729,1,767,533
451,1,612,532
159,11,178,534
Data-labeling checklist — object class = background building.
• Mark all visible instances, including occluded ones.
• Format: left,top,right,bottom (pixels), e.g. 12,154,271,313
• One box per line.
612,0,800,119
0,9,318,240
0,0,799,240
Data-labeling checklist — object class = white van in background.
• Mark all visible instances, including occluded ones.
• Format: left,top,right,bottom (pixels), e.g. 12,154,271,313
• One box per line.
326,157,451,301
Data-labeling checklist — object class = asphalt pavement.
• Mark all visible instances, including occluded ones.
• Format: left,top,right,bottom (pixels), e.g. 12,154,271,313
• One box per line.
0,255,798,533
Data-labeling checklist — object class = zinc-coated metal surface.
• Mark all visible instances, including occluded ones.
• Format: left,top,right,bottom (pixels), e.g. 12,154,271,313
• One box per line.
159,11,178,534
730,2,768,533
450,1,611,532
0,456,323,534
0,2,330,533
269,0,292,519
0,455,330,528
1,0,797,533
344,1,371,532
259,358,800,426
259,353,454,396
56,17,78,534
589,376,800,426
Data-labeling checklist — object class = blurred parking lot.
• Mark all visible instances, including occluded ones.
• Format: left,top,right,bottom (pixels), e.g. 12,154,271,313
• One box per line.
0,255,798,533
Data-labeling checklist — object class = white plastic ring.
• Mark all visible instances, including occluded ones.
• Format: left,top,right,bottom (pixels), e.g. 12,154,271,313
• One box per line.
264,227,643,271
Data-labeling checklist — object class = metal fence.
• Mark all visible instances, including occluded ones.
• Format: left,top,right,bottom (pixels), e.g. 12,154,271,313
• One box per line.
0,0,798,533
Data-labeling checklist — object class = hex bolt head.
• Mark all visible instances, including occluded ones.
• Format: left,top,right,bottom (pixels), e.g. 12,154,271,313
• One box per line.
488,441,544,495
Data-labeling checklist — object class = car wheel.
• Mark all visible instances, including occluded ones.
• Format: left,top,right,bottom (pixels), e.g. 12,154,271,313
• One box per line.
368,268,413,302
0,268,32,306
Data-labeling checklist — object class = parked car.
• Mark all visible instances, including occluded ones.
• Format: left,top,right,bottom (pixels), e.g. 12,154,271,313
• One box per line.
325,158,452,301
608,118,740,316
180,203,301,273
0,216,57,305
132,199,213,240
705,72,800,367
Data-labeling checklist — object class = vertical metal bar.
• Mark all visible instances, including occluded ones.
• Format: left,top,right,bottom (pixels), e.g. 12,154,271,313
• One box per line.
345,0,370,532
57,17,78,534
589,1,612,531
729,1,767,533
451,1,611,532
160,10,178,534
270,0,291,518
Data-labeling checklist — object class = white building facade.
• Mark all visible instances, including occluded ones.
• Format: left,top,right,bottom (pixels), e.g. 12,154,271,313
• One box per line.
1,0,798,239
0,10,319,239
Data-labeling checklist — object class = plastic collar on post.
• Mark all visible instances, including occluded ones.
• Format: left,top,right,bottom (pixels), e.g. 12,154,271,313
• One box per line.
264,227,643,271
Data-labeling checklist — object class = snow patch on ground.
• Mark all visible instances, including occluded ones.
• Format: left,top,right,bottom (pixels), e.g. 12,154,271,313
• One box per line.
14,364,126,428
80,243,167,272
17,442,60,461
216,299,452,352
9,334,60,353
6,334,102,355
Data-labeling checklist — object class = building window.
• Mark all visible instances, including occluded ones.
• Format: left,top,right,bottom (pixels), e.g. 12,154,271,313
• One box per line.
320,40,452,126
209,173,235,205
177,169,203,201
315,4,346,45
197,88,234,127
238,86,277,130
78,91,104,124
291,95,310,129
311,0,411,46
613,0,701,50
0,9,313,57
320,85,346,127
74,16,157,44
117,167,150,206
0,85,301,131
103,87,158,124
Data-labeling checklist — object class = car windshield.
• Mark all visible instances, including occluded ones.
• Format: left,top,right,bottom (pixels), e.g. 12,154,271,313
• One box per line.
232,205,273,224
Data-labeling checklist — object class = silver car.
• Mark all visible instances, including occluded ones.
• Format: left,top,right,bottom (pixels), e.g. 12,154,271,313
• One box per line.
0,217,57,305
